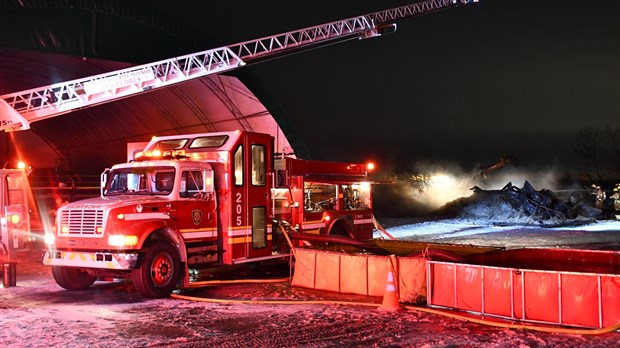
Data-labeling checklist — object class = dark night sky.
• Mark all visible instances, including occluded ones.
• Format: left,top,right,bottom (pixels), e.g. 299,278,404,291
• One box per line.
141,0,619,175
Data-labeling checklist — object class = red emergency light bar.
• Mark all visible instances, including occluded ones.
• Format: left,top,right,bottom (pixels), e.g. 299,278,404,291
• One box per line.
3,160,29,170
133,149,189,162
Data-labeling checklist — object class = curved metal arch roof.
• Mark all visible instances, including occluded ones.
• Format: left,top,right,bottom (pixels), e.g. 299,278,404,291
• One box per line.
0,0,306,174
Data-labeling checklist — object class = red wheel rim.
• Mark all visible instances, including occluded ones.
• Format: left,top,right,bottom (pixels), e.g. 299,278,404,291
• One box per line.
150,252,173,287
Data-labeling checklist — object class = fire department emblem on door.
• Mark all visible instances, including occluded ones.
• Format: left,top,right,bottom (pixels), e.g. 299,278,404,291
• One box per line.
192,209,202,225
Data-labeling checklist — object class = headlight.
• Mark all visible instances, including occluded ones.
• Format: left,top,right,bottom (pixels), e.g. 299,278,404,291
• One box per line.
44,233,55,245
108,235,138,247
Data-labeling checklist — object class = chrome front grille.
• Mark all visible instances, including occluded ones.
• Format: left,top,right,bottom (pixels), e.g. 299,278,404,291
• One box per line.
59,209,105,236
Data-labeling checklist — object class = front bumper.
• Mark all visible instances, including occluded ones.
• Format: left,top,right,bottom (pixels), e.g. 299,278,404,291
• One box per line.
43,250,139,270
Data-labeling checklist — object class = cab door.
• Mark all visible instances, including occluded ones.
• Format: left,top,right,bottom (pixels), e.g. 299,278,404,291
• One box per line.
230,133,272,261
176,168,217,243
2,171,31,251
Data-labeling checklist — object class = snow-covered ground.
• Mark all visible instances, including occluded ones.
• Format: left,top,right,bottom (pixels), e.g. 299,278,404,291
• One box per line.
383,219,620,239
376,218,620,249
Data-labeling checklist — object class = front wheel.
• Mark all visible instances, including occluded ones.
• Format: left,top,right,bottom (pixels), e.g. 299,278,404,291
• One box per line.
131,241,180,298
52,266,97,290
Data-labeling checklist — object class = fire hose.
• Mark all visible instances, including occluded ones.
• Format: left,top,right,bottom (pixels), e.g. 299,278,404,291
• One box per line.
170,278,620,335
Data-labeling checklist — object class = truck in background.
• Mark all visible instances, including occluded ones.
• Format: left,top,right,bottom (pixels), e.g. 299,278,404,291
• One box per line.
0,162,33,286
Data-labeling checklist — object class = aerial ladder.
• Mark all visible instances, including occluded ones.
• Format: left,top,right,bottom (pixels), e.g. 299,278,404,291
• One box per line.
0,0,478,132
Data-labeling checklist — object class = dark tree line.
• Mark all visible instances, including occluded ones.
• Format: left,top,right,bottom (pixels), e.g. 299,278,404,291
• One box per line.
574,125,620,182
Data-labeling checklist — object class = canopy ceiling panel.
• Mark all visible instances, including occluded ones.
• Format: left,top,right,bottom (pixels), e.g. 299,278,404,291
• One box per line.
17,69,293,172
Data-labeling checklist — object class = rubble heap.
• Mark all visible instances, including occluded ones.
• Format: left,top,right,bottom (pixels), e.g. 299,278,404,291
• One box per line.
436,181,597,226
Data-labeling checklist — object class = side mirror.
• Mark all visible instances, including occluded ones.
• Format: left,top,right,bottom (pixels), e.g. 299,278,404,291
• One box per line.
100,168,110,197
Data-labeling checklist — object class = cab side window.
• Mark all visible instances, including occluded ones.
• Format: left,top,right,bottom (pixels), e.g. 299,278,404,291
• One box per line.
180,171,204,198
251,144,265,186
234,145,243,186
6,173,25,204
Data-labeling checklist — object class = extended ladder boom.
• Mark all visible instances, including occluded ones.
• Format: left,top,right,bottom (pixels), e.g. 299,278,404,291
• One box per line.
0,0,477,132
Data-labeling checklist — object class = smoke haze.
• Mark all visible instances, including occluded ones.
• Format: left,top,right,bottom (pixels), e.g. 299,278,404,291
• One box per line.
373,161,569,217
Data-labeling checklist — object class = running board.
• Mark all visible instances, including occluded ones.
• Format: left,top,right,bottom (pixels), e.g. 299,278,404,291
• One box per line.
232,253,292,264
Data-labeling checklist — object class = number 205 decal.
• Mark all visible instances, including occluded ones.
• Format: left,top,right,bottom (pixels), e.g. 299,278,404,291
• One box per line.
235,192,243,226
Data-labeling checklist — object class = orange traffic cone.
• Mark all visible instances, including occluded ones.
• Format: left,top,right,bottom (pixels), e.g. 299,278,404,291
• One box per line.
378,271,403,312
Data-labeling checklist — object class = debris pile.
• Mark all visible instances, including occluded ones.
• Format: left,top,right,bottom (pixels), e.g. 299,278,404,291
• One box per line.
436,181,597,226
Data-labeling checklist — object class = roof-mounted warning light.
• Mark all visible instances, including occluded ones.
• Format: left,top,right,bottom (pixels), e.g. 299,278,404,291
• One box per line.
133,149,188,162
2,160,32,175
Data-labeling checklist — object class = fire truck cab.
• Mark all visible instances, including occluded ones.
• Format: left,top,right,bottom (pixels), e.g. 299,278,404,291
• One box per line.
43,131,377,298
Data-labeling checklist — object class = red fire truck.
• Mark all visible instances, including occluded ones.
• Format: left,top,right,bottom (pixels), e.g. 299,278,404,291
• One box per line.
43,131,376,298
1,162,33,286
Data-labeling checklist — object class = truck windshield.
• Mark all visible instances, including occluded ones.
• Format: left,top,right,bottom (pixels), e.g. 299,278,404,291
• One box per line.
104,167,175,196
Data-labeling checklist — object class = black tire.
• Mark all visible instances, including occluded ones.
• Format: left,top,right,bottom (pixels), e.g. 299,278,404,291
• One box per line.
329,222,350,237
51,266,97,290
131,241,180,299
